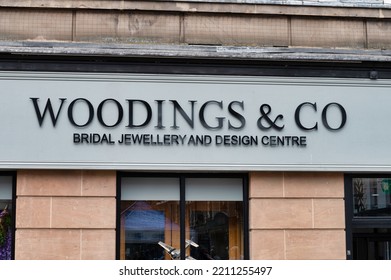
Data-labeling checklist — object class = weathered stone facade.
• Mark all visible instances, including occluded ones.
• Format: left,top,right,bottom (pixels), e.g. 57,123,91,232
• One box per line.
1,1,391,50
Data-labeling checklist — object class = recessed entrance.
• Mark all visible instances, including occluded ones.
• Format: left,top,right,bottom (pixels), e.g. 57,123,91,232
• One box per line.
353,229,391,260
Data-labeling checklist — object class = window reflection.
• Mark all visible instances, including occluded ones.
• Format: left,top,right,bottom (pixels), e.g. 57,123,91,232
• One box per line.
187,201,243,260
0,176,13,260
353,178,391,217
120,200,180,260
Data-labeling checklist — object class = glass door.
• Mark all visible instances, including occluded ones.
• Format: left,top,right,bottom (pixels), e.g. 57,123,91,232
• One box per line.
353,229,391,260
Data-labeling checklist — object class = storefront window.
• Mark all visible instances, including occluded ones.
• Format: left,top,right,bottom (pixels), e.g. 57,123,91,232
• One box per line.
353,178,391,217
120,178,180,260
119,175,246,260
186,178,243,260
0,176,13,260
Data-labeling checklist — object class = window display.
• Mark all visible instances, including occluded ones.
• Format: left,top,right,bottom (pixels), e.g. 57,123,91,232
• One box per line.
120,177,180,260
0,176,13,260
119,175,246,260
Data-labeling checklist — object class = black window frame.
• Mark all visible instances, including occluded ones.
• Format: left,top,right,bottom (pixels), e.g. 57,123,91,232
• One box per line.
116,172,249,260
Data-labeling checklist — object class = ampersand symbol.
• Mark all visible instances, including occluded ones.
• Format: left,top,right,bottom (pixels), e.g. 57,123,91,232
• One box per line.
257,104,285,131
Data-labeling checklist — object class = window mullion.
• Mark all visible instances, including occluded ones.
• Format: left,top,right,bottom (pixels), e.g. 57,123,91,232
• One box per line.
180,175,186,260
243,174,250,260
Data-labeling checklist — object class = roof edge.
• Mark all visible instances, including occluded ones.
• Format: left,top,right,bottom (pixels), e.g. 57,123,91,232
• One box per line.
1,41,391,63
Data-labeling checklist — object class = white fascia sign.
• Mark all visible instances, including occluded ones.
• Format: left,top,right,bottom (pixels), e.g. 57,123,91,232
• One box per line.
0,71,387,171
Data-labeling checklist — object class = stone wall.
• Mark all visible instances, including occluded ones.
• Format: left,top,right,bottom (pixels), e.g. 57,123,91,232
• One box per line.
0,1,391,50
15,170,116,260
249,172,345,259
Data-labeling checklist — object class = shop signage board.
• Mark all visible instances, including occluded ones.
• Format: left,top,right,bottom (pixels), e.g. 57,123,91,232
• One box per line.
0,71,388,171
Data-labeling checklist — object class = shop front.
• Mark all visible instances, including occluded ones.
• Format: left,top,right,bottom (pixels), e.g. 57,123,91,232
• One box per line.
0,58,390,260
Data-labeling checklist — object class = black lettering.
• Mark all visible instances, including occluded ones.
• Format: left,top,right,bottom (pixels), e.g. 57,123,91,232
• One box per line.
300,136,307,146
199,100,224,130
170,100,196,129
30,98,66,127
155,100,165,129
82,133,89,143
68,98,94,127
322,103,347,131
132,134,143,144
163,134,171,145
188,135,196,145
171,135,179,145
97,99,123,127
126,100,152,128
257,104,284,131
295,102,318,131
73,133,80,143
228,101,246,130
